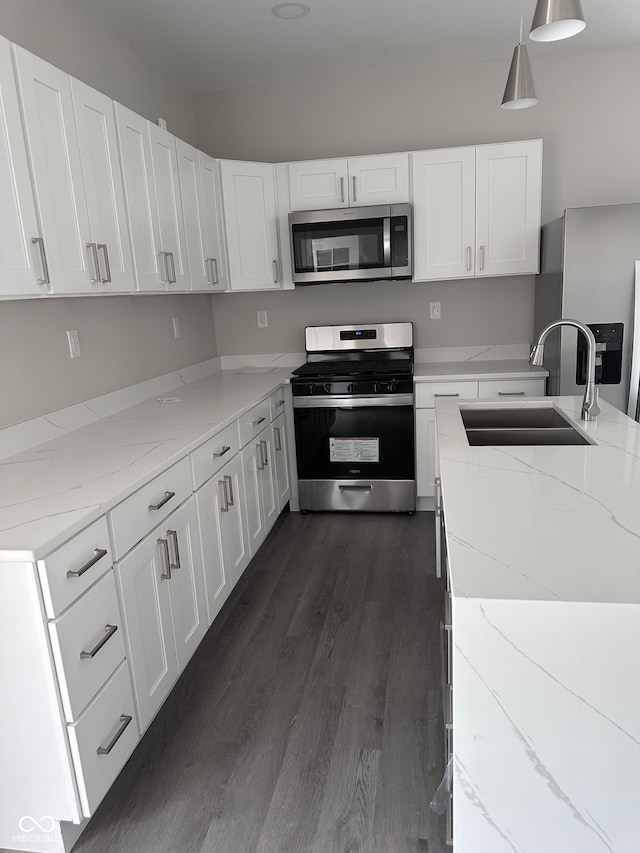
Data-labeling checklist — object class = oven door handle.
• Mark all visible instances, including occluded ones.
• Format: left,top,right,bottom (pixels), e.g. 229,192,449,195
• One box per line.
293,394,414,408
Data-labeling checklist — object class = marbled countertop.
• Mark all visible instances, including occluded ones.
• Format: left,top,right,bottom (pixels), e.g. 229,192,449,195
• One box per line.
414,359,547,382
0,369,292,561
436,396,640,605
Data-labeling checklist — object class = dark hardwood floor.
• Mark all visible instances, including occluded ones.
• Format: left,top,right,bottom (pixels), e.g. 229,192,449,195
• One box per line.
74,509,447,853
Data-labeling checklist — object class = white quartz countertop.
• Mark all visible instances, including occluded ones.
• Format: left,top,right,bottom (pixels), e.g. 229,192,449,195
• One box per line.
414,359,547,382
436,396,640,605
0,369,292,561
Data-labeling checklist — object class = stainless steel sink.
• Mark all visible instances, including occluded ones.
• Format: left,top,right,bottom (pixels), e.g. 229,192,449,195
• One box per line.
460,406,592,446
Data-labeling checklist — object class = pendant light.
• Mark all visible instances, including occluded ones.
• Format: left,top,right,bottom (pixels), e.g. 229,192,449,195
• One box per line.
530,0,586,42
501,3,539,110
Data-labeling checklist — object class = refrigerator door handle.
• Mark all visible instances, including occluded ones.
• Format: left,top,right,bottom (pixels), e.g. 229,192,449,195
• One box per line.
627,261,640,421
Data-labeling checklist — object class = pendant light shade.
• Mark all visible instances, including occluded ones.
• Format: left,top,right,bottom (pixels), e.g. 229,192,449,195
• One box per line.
530,0,586,42
501,43,539,110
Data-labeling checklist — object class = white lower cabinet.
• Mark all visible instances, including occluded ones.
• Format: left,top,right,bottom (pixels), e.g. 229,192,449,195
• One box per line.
196,452,250,625
241,424,279,556
115,497,207,732
272,413,291,512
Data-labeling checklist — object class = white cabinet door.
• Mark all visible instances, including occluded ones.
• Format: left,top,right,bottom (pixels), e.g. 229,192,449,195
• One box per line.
258,429,278,533
176,138,209,291
162,499,207,672
475,139,542,277
13,45,92,294
115,103,162,291
0,37,43,297
220,160,281,291
288,158,348,211
70,79,135,293
272,413,290,512
149,122,189,290
412,147,475,281
348,153,410,206
241,439,267,556
115,530,179,733
221,453,251,586
416,409,437,498
199,152,227,292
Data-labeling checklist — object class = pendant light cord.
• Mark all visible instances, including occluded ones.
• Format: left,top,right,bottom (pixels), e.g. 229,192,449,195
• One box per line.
519,0,524,44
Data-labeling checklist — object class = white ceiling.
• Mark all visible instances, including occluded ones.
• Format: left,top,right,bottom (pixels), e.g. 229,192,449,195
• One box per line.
74,0,640,92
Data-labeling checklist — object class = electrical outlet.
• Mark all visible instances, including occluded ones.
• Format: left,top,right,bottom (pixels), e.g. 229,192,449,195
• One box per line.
66,329,81,359
257,310,268,329
172,317,181,338
430,301,442,320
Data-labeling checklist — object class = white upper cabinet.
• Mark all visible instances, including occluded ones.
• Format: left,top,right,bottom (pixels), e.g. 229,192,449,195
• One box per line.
412,139,542,281
475,140,542,277
70,79,135,293
0,37,42,297
176,140,228,292
412,147,476,281
288,153,410,211
220,159,281,291
148,122,189,290
13,45,92,295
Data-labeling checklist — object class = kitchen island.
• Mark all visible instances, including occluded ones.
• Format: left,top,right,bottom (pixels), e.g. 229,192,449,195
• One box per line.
435,395,640,852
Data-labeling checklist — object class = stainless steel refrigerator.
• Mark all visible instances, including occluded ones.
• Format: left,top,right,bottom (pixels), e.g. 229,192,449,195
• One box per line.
534,203,640,416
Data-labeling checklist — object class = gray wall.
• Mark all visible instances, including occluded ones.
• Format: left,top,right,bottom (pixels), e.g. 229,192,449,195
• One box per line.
201,45,640,356
0,1,216,429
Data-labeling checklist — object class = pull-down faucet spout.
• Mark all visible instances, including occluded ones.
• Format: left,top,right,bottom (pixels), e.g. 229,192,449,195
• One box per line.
530,319,600,422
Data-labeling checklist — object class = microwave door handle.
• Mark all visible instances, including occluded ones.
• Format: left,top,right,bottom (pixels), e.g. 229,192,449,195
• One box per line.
383,217,392,269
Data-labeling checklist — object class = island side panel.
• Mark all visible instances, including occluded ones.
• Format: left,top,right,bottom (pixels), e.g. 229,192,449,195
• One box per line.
453,597,640,853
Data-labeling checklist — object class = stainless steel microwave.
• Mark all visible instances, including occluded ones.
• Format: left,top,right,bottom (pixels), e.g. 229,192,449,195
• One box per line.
289,204,412,285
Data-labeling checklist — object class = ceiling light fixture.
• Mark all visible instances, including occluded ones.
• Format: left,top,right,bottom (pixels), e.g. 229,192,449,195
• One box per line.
271,2,311,20
529,0,586,42
501,3,539,110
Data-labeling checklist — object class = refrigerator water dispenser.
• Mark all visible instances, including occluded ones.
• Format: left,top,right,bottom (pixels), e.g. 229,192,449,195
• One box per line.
576,323,623,386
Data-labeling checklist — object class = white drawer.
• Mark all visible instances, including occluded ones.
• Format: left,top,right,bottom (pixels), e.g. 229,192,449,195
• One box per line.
269,387,287,421
191,420,241,491
49,570,126,722
109,456,191,559
477,378,546,399
238,398,271,447
67,660,139,818
38,516,113,618
415,381,479,408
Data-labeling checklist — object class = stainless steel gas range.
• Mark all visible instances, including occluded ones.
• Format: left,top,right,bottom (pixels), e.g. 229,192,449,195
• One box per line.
291,322,415,513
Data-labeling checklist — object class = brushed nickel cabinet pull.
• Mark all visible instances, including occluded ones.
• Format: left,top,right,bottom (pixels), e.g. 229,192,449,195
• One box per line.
158,251,168,283
260,439,269,467
434,393,460,398
272,259,278,284
274,426,282,452
167,251,177,284
466,245,472,272
252,416,266,426
67,548,108,578
97,243,111,283
86,242,100,283
498,390,526,396
211,257,219,284
256,443,264,471
204,257,212,285
158,538,172,580
167,529,181,569
224,474,234,506
97,714,133,755
80,624,118,659
352,175,357,202
218,479,229,512
479,244,485,271
148,491,175,511
340,176,345,204
32,236,50,285
213,445,231,458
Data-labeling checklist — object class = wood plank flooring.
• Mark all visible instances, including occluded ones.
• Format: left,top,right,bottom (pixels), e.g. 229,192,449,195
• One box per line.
74,510,447,853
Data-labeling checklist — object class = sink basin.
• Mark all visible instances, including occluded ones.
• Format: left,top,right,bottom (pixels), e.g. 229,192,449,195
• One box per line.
460,406,592,446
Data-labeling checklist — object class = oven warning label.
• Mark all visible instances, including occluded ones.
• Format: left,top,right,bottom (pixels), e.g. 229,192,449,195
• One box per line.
330,437,379,463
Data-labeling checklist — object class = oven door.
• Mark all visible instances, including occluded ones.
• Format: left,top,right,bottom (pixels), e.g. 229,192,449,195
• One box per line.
293,394,415,511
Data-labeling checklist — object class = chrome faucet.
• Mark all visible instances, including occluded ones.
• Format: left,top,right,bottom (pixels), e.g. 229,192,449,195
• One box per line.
530,319,600,422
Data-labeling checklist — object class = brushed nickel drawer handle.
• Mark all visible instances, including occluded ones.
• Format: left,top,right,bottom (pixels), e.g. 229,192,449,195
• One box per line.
434,393,460,398
212,445,231,458
80,624,118,659
158,538,172,580
167,529,181,569
275,399,285,407
148,491,175,511
67,548,108,578
97,714,133,755
339,176,345,204
498,390,526,396
252,416,266,426
352,175,357,202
